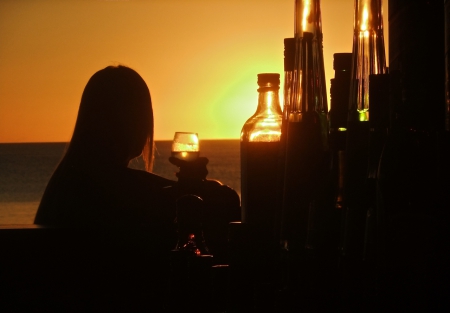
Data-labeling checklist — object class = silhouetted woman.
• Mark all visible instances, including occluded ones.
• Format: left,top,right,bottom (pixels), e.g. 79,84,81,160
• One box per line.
34,66,175,227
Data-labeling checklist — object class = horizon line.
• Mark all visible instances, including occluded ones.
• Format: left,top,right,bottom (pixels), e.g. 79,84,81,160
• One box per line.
0,138,241,144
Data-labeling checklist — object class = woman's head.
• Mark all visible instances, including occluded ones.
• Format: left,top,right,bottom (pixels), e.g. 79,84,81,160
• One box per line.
69,65,154,170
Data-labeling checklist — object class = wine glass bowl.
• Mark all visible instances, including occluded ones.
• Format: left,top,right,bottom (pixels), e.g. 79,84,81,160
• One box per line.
171,132,200,162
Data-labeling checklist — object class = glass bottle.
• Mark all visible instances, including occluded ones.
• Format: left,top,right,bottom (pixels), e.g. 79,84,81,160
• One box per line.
278,1,329,306
348,0,387,123
444,0,450,220
280,0,328,256
341,0,387,267
329,52,352,255
169,140,241,265
362,72,389,264
240,73,282,240
276,37,295,241
329,53,352,213
282,38,296,134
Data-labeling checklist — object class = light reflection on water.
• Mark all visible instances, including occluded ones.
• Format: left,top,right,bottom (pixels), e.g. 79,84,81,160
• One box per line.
0,201,40,224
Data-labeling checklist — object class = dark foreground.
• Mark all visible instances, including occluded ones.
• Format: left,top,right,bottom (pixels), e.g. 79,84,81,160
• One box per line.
0,223,448,312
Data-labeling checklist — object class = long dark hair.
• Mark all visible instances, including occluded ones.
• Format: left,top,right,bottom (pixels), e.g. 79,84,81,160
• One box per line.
65,65,154,170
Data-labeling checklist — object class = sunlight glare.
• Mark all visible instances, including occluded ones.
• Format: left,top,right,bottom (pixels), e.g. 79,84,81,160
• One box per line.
361,5,368,31
302,0,312,31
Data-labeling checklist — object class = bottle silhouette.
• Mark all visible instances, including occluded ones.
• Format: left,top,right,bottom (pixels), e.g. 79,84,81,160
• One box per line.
341,0,387,270
168,155,241,264
280,0,328,257
239,73,283,311
329,53,352,209
240,73,283,241
276,37,295,242
362,73,390,267
278,1,330,310
167,195,214,313
328,52,352,258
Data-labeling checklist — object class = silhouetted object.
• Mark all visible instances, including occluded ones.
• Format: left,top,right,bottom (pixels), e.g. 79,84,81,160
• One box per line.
174,194,209,255
389,0,445,132
374,0,449,310
278,38,295,240
327,53,353,265
0,225,174,312
279,0,331,310
211,264,230,313
240,73,283,241
168,156,241,264
340,1,387,309
341,0,387,273
34,66,176,229
238,73,287,312
227,221,279,312
281,0,329,253
167,195,214,312
170,155,209,182
329,52,352,247
362,73,390,265
282,38,295,134
329,53,353,135
447,0,450,131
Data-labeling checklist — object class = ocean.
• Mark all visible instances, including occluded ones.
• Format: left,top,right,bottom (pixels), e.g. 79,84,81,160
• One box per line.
0,140,241,225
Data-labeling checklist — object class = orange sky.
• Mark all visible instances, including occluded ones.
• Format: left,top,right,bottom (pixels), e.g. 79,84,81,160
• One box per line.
0,0,388,143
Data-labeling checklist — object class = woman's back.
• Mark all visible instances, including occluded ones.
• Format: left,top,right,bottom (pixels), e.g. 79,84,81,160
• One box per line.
34,66,176,227
35,161,175,227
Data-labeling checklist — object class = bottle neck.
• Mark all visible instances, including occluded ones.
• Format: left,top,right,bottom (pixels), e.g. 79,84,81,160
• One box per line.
256,87,282,115
348,0,387,122
294,0,323,38
291,32,328,116
241,74,282,143
283,38,295,124
283,70,294,124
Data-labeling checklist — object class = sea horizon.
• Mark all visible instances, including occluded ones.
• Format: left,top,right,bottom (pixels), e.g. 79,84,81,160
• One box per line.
0,138,241,144
0,140,241,224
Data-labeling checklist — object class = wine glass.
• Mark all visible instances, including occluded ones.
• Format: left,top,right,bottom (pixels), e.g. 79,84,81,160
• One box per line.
171,132,200,162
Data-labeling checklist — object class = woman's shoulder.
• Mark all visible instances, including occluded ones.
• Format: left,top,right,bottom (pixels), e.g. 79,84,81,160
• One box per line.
123,168,175,188
99,168,177,223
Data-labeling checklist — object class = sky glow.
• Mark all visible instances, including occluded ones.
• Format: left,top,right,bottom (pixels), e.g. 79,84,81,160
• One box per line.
0,0,388,142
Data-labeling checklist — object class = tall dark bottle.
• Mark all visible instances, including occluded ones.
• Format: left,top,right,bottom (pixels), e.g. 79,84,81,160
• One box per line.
240,73,282,240
275,37,295,240
341,0,387,267
328,52,352,254
447,0,450,133
277,2,330,310
280,0,328,256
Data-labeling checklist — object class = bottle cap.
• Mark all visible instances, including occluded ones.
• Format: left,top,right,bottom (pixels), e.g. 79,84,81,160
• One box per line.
257,73,280,88
333,53,352,72
284,37,295,71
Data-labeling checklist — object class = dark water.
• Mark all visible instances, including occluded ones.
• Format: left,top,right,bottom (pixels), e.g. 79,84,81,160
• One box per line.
0,140,240,224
